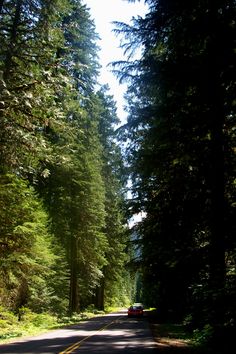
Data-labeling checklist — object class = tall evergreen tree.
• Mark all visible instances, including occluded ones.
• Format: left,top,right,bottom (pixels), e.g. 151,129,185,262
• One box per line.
94,86,130,309
37,0,108,314
0,0,70,313
114,0,236,341
0,0,69,176
0,174,56,311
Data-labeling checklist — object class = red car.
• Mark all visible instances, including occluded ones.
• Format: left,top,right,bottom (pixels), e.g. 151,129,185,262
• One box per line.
128,304,144,317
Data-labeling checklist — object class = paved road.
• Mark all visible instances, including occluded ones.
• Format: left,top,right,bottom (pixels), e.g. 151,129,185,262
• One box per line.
0,311,157,353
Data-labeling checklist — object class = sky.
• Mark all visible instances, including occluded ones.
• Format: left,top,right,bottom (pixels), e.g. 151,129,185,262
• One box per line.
82,0,147,124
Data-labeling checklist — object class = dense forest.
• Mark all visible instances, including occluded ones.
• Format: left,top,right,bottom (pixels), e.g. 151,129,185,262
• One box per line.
0,0,235,351
114,0,235,350
0,0,132,316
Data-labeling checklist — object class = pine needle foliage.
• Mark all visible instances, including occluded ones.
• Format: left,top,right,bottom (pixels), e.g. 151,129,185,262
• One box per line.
113,0,236,347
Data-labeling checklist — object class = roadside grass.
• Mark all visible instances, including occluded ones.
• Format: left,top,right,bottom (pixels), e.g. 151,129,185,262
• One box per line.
0,307,107,344
0,305,125,344
147,310,208,354
104,306,124,313
146,309,232,354
150,322,193,345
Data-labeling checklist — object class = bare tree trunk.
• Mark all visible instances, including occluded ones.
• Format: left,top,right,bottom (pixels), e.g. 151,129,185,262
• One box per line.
69,235,80,314
206,20,226,325
95,280,105,311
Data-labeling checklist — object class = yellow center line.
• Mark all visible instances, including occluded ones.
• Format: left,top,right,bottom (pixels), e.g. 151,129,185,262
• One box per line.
59,315,124,354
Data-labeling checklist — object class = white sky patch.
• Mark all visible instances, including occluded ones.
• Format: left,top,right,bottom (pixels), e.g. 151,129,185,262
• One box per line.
83,0,147,123
129,212,146,228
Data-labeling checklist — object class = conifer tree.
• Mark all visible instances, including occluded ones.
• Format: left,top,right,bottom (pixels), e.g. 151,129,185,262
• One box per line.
37,0,107,313
0,0,69,312
0,174,56,311
94,86,130,309
115,0,236,339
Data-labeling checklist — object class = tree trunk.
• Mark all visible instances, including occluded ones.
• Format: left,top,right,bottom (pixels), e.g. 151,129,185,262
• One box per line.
69,235,80,314
206,19,226,325
95,280,105,311
208,100,226,326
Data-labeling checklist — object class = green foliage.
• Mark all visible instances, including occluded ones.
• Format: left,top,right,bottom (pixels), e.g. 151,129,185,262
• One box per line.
0,0,129,318
193,325,214,346
93,86,131,309
0,174,58,312
114,0,236,338
0,307,17,327
0,0,69,176
20,310,57,329
0,305,105,343
0,306,57,341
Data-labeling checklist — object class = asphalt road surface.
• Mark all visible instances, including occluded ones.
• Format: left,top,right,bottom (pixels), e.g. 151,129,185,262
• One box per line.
0,310,157,354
